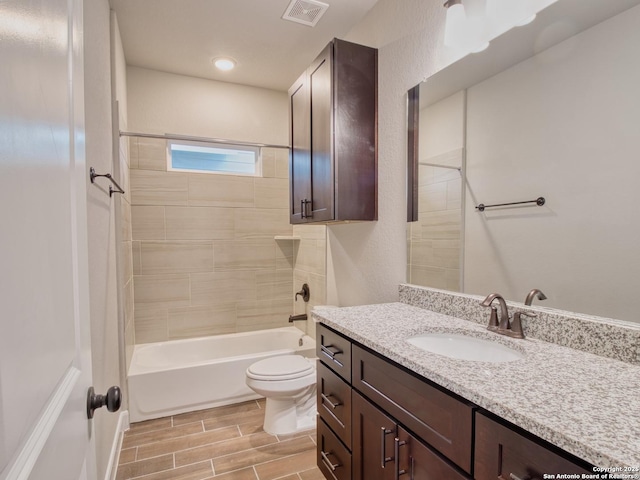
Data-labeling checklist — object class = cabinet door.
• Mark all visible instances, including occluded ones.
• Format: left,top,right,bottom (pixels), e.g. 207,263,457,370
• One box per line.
396,426,469,480
353,391,396,480
475,412,592,479
308,43,334,222
352,345,473,473
289,71,311,224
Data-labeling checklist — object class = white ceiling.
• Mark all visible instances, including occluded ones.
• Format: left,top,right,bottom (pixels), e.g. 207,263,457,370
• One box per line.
109,0,380,92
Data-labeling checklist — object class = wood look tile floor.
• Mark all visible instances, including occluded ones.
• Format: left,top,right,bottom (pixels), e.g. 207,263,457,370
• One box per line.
116,399,324,480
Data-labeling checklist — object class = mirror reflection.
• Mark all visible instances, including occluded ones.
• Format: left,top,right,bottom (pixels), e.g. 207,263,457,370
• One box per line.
408,0,640,323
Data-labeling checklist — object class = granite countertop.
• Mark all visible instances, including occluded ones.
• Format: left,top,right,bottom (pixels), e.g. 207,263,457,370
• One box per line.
312,302,640,469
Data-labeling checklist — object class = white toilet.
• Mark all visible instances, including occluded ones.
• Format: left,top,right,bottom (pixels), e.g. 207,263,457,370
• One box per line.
245,355,317,435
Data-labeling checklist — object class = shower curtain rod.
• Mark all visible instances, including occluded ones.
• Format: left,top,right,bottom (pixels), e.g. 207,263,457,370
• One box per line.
119,131,290,150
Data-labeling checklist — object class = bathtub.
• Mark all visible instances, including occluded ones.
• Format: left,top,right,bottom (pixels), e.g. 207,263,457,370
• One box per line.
128,326,316,422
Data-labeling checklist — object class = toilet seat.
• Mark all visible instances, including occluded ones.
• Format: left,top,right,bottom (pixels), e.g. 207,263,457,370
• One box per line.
246,355,314,381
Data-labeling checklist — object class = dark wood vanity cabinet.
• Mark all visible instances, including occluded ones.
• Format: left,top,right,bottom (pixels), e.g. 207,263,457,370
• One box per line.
352,344,474,474
316,323,593,480
318,361,352,449
318,417,352,480
474,412,592,479
289,38,377,224
352,391,468,480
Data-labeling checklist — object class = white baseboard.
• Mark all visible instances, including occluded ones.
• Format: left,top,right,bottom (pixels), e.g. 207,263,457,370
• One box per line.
105,410,130,480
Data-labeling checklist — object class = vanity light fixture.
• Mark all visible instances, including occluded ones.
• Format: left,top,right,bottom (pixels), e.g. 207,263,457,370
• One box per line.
444,0,466,48
444,0,542,54
444,0,489,53
213,57,236,71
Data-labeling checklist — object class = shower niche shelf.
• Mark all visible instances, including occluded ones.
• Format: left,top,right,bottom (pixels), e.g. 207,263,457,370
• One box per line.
274,236,301,241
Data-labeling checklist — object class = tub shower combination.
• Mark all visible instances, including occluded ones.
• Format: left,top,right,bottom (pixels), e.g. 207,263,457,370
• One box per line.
128,326,315,422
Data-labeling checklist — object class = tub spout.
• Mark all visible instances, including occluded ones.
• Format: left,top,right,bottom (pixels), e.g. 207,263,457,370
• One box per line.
289,314,308,323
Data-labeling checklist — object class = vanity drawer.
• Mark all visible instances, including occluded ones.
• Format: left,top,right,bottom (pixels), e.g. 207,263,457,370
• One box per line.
318,361,352,449
317,324,352,382
352,344,474,474
318,417,352,480
474,412,592,479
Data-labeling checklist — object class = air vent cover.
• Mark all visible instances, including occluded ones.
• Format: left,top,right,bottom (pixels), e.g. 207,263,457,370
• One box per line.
282,0,329,27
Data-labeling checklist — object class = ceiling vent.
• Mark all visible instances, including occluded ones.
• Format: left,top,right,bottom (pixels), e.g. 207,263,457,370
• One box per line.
282,0,329,27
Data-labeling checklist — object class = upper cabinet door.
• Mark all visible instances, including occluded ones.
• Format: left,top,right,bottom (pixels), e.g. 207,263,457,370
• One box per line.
288,39,377,224
289,71,311,223
309,44,334,222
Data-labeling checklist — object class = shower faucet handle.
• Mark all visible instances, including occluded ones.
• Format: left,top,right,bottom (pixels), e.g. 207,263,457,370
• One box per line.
295,283,310,302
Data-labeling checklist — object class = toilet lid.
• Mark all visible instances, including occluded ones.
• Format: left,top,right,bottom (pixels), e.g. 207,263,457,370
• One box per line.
247,355,314,380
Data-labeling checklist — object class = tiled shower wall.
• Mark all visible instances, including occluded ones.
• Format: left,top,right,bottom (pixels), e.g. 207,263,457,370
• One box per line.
129,138,305,343
118,135,135,367
292,224,327,339
407,149,462,291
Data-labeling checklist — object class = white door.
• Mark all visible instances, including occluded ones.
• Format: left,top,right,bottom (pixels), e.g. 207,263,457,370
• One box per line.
0,0,96,479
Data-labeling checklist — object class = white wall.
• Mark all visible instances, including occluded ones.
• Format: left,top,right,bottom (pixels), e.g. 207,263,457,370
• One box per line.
463,5,640,321
84,0,122,477
127,67,288,145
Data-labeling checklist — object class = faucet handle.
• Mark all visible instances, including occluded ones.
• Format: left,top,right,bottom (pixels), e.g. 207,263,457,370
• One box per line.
295,283,310,302
508,311,536,339
487,306,499,331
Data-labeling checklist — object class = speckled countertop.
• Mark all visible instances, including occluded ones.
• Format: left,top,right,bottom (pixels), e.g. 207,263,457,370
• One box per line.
312,302,640,469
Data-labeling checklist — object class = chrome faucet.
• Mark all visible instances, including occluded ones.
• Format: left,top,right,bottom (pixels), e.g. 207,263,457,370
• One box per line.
524,288,547,306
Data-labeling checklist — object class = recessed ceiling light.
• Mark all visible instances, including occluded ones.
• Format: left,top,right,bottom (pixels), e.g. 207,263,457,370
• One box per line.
213,57,236,71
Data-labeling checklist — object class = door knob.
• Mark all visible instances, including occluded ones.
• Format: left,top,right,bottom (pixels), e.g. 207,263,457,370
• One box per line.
87,386,121,419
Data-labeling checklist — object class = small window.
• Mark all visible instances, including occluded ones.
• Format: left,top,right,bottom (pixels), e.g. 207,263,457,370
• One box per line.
168,140,261,176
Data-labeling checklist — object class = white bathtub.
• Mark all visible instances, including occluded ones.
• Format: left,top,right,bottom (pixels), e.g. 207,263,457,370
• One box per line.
128,326,316,422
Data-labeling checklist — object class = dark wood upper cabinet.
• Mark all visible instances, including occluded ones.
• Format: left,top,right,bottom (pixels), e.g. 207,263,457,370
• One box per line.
288,38,377,224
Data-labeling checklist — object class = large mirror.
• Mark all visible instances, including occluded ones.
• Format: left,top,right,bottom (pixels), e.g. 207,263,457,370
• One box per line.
408,0,640,323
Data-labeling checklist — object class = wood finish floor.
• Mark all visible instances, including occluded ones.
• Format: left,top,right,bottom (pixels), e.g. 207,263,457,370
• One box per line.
116,399,323,480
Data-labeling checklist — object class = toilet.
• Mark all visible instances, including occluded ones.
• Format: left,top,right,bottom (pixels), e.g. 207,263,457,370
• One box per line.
245,355,317,435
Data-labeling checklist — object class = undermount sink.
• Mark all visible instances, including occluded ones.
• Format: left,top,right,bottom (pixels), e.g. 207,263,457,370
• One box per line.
406,333,524,363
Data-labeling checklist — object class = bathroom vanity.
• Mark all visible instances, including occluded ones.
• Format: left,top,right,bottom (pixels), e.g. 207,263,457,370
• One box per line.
313,285,640,479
